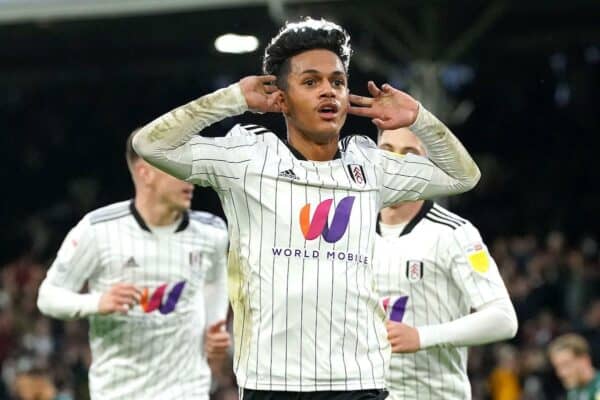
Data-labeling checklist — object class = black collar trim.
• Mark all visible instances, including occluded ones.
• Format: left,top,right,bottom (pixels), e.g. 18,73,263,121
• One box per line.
377,200,434,237
284,141,341,161
129,200,189,233
175,211,190,232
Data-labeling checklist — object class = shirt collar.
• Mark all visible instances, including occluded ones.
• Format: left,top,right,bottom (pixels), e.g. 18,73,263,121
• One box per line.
284,141,341,161
376,200,434,237
129,200,189,233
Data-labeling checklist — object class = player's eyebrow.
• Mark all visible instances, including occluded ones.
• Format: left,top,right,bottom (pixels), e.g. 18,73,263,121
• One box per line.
299,69,346,76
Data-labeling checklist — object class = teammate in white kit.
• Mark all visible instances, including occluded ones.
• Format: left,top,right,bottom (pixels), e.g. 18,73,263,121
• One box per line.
133,17,481,400
373,128,518,400
37,132,231,400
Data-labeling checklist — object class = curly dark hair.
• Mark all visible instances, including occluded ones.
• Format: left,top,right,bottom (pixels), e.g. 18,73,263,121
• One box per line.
262,17,352,90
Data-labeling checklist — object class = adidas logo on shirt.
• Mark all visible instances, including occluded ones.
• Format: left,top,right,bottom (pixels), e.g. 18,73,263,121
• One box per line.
123,256,139,268
278,169,298,180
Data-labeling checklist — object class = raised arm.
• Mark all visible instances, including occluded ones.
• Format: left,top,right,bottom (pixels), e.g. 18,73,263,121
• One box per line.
349,81,480,199
132,76,279,180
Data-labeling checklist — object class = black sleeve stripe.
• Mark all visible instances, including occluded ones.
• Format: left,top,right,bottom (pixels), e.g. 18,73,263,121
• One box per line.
432,205,467,224
340,135,353,152
428,209,466,227
424,214,460,230
241,124,267,132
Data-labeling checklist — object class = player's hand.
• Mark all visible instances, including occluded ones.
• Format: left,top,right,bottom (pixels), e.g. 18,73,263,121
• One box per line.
348,81,419,130
386,320,421,353
98,283,142,315
205,320,231,362
239,75,281,113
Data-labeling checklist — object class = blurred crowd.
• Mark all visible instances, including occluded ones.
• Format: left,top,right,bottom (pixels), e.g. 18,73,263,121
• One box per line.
1,228,598,399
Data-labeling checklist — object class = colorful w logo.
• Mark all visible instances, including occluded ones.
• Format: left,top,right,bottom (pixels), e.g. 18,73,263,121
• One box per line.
299,196,355,243
140,281,186,314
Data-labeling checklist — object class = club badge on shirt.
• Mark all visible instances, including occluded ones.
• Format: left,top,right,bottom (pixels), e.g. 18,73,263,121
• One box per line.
189,250,203,268
405,260,423,282
347,164,367,187
466,243,489,273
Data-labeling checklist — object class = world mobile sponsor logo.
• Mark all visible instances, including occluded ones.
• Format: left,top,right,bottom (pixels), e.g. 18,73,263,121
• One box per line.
272,196,369,264
271,247,369,265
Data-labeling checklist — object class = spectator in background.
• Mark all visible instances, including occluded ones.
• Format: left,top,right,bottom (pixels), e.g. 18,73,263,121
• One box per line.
13,368,57,400
549,334,600,400
488,344,522,400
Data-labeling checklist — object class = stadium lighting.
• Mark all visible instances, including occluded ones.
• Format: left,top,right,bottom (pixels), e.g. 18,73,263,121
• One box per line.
214,33,259,54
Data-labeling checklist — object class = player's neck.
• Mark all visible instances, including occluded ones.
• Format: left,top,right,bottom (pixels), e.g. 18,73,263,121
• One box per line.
286,127,338,161
380,200,424,225
134,196,182,227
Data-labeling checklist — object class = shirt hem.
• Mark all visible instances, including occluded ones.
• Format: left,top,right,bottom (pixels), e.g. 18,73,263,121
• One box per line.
239,380,386,392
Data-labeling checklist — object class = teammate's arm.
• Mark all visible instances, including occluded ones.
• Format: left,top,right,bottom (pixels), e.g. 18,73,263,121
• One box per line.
387,223,518,353
37,217,141,319
391,297,517,352
349,82,480,200
132,76,279,181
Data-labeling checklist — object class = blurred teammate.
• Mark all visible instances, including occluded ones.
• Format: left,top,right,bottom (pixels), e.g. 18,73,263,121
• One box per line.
133,17,480,400
37,131,230,400
373,128,517,399
549,334,600,400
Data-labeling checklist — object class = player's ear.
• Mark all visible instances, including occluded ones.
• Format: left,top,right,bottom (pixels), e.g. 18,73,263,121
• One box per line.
136,162,153,184
276,90,289,115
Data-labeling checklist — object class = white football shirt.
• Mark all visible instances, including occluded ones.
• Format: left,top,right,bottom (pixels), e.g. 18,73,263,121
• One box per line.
131,82,481,392
41,201,228,400
373,201,510,400
186,124,461,391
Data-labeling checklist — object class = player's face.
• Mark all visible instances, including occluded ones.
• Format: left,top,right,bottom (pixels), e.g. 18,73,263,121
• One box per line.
378,128,426,156
149,166,194,212
550,349,586,389
280,49,349,144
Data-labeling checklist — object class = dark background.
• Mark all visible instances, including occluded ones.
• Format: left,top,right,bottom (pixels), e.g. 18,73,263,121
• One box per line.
1,0,598,262
0,1,599,399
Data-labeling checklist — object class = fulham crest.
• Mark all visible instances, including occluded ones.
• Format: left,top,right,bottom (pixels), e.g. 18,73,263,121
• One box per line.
406,260,424,282
347,164,367,187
